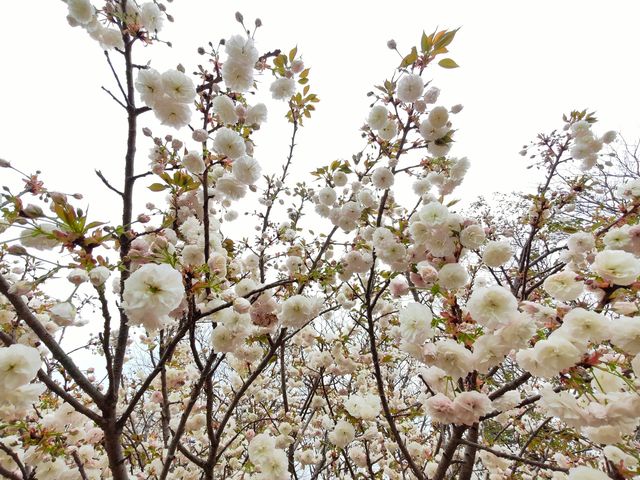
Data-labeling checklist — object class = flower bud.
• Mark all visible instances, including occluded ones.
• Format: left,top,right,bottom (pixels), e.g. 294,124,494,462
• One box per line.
387,39,397,50
192,129,208,142
66,15,80,28
50,192,67,203
152,236,168,250
22,204,44,218
89,266,111,287
291,60,304,74
68,268,90,285
8,245,27,255
8,280,32,295
602,130,617,144
50,301,77,326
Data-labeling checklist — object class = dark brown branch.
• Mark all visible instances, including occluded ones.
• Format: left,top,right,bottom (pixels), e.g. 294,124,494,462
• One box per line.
158,351,219,480
36,370,102,424
104,50,129,107
510,417,553,476
117,322,191,427
432,426,465,480
72,451,90,480
458,424,479,480
489,372,531,400
196,279,295,319
362,111,427,480
135,106,151,115
0,273,104,406
0,463,21,480
0,332,100,423
212,331,286,463
101,86,127,109
95,170,124,197
103,16,139,479
0,443,29,480
457,438,568,473
259,107,299,283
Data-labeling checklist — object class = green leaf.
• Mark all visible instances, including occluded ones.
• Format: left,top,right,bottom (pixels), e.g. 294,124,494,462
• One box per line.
289,46,297,62
438,58,459,69
434,28,459,50
148,183,167,192
273,54,287,69
384,79,395,94
85,221,105,230
421,31,431,53
400,46,418,68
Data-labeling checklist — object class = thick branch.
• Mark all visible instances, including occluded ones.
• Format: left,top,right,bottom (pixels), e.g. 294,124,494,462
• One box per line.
0,443,29,480
0,273,104,406
0,464,21,480
458,424,479,480
432,426,465,480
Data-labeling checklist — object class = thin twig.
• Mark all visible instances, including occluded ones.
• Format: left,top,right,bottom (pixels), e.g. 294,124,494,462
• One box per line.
104,50,129,106
457,438,568,473
101,86,127,109
96,170,124,197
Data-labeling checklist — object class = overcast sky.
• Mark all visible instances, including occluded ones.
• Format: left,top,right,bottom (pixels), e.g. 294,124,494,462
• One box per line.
2,1,640,217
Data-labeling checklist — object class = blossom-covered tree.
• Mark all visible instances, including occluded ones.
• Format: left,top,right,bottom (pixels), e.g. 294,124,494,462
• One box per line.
1,1,639,479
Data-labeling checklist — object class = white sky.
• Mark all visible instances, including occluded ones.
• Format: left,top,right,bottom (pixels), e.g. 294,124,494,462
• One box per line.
2,1,640,214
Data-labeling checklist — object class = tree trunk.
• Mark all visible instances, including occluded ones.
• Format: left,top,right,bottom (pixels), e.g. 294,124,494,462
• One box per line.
458,424,479,480
104,419,129,480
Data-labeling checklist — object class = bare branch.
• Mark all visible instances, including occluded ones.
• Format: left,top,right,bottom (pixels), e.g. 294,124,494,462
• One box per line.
96,170,124,197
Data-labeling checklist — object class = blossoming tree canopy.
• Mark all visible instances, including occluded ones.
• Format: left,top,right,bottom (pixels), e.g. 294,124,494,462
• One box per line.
0,1,639,479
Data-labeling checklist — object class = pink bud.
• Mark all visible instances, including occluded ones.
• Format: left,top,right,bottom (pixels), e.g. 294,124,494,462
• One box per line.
390,275,409,298
291,59,304,74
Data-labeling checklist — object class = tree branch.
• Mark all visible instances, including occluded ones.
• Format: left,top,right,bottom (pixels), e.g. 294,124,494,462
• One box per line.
95,170,124,197
457,438,568,473
0,273,105,406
